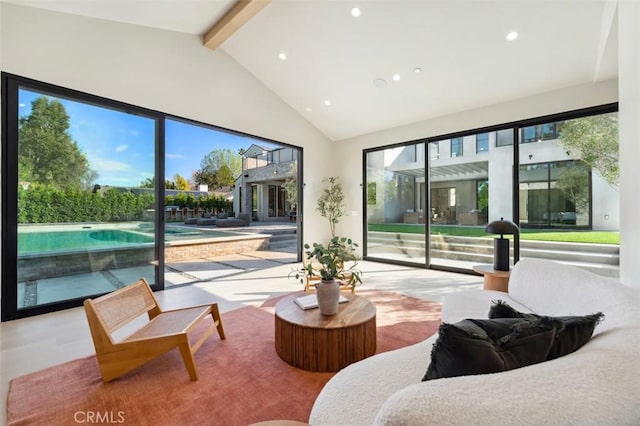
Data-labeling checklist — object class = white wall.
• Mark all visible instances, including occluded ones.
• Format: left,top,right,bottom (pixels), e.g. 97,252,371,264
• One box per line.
618,1,640,287
0,3,334,246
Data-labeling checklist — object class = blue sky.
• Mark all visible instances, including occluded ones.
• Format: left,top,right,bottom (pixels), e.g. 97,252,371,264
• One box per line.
18,88,277,187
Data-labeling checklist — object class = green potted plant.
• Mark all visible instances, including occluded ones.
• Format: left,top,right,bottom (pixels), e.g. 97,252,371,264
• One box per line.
316,176,345,237
290,176,363,314
295,236,362,315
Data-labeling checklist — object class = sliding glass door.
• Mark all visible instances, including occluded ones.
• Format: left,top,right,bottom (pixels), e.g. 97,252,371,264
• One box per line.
363,106,618,277
429,130,513,270
365,143,427,265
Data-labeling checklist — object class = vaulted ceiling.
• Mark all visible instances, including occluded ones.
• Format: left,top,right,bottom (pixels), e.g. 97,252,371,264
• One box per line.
9,0,618,141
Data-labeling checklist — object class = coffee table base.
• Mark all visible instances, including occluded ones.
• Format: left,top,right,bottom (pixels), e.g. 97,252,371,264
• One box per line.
274,294,377,372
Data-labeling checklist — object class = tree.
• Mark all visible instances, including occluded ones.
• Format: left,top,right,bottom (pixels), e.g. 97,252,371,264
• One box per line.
139,177,155,188
556,164,589,214
19,96,93,190
281,163,298,209
558,113,618,187
192,169,216,188
174,174,190,190
194,148,242,189
214,164,235,188
317,176,345,238
139,176,178,189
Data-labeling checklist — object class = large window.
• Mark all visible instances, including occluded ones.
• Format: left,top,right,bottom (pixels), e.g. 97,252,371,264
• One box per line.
363,105,619,277
519,161,590,227
2,75,161,320
2,73,303,321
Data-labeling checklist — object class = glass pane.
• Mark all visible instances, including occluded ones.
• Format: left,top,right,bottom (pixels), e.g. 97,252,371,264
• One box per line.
164,119,301,286
365,143,426,265
430,132,512,269
476,133,489,153
17,88,157,309
496,129,514,147
451,137,463,158
518,113,619,277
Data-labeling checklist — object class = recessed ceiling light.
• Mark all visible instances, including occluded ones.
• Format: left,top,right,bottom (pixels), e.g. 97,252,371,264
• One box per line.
414,67,422,73
373,78,387,87
324,100,332,106
392,74,401,81
506,31,518,41
351,7,361,17
278,52,287,60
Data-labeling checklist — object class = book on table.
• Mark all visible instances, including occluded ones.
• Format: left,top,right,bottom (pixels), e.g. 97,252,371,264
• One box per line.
294,294,349,310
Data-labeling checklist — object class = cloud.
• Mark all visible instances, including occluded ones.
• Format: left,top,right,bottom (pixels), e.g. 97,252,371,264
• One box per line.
166,153,185,159
115,144,129,153
92,158,132,172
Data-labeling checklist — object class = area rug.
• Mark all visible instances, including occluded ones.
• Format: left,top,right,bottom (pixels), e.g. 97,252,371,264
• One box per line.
7,290,441,426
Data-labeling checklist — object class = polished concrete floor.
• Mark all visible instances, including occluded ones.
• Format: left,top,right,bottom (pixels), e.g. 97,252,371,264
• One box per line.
0,251,483,423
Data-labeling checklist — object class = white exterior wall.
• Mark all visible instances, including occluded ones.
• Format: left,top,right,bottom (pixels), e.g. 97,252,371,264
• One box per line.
487,142,513,222
0,3,333,246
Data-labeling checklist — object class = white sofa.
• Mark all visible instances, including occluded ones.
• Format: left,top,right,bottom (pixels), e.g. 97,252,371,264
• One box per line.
309,258,640,425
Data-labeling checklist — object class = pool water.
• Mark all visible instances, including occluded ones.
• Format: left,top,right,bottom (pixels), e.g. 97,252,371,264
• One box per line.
18,227,239,255
18,230,154,254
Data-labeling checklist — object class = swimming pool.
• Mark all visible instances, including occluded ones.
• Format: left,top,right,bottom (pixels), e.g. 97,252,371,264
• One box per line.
16,223,273,282
17,225,244,255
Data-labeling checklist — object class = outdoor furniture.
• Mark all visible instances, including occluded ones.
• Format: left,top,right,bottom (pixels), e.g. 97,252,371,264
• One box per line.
216,213,251,228
459,210,486,225
83,278,225,382
197,217,217,226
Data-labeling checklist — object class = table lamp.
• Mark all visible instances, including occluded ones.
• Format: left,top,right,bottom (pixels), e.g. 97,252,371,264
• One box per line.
485,217,519,271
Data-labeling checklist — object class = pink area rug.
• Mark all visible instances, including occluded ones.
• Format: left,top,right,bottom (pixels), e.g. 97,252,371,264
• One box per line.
7,290,441,425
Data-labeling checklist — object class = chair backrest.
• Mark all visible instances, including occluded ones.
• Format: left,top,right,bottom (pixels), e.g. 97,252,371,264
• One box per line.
87,278,158,334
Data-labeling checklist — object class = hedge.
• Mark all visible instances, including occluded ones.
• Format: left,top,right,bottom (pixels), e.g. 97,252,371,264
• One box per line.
18,186,152,224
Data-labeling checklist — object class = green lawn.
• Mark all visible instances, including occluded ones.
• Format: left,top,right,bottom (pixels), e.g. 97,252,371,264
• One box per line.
367,223,620,245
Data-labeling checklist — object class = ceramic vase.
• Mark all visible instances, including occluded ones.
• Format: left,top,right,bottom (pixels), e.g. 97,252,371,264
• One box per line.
316,279,340,315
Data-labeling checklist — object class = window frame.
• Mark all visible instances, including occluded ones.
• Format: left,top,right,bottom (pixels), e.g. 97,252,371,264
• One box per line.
361,102,618,275
1,72,304,321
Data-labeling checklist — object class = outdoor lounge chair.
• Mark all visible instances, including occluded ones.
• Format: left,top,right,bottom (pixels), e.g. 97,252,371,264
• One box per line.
216,213,251,227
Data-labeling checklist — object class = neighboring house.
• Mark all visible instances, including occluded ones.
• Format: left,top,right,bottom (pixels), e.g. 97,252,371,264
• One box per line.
373,123,619,231
232,144,298,222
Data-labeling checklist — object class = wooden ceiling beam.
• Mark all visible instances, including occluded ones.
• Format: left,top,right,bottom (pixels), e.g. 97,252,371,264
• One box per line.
203,0,271,50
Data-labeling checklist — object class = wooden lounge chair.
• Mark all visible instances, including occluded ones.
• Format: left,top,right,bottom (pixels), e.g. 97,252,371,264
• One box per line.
83,278,225,382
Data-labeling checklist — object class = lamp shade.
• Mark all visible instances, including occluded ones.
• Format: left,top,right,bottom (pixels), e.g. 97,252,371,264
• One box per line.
485,217,519,236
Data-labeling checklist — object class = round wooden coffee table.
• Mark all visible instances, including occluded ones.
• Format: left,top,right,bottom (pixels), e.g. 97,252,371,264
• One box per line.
274,292,376,372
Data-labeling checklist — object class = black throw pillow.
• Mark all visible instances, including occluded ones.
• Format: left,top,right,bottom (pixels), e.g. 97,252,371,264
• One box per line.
488,300,604,360
422,317,557,381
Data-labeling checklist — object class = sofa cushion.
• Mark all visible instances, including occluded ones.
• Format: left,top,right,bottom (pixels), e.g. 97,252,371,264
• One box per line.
488,300,604,360
423,317,557,381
